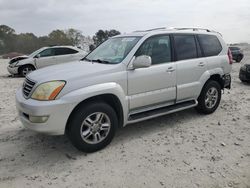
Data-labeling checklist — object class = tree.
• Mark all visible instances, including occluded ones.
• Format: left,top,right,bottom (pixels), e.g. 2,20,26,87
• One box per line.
48,29,72,46
65,28,83,46
0,25,15,35
0,25,16,54
92,29,121,47
16,33,39,54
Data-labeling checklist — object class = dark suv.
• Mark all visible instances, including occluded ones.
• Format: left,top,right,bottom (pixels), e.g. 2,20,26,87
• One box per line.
239,64,250,83
229,46,244,62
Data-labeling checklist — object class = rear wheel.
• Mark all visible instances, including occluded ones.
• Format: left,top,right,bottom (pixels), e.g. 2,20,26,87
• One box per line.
19,65,35,77
67,102,118,152
196,80,221,114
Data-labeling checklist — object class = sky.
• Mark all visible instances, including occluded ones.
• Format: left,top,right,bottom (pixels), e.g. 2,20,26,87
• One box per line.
0,0,250,43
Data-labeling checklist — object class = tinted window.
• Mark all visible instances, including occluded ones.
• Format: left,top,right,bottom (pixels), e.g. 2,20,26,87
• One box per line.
54,48,78,56
198,34,222,57
174,35,197,61
39,48,55,57
229,47,239,51
136,35,171,64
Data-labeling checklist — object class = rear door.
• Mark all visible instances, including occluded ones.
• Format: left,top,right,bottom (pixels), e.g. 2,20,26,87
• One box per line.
173,34,207,101
54,47,80,64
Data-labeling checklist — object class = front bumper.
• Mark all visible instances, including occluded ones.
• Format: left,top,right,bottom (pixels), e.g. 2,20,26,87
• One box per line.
7,65,19,75
15,88,76,135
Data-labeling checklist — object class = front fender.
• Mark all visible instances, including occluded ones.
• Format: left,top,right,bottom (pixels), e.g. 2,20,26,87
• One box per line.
60,82,129,125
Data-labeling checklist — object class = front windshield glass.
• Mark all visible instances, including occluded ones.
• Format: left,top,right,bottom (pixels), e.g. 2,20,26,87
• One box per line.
84,36,141,64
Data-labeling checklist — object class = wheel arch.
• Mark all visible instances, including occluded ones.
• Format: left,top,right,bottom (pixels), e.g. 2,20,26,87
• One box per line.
208,74,224,89
65,93,124,133
197,71,224,99
18,64,36,75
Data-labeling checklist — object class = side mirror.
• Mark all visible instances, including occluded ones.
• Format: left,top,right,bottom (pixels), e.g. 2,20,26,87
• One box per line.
131,55,152,69
35,54,41,58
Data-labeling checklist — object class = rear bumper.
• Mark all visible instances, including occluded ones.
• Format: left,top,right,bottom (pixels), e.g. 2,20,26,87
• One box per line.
222,74,231,89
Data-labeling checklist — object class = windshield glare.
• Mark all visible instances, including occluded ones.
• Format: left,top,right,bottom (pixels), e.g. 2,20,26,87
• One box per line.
85,36,141,64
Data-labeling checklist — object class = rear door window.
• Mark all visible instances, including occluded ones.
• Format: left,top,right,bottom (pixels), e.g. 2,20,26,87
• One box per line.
173,35,197,61
198,34,222,57
54,48,78,56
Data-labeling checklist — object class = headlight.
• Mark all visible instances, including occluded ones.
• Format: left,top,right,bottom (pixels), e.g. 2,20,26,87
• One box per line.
9,61,19,68
31,81,66,101
14,61,19,67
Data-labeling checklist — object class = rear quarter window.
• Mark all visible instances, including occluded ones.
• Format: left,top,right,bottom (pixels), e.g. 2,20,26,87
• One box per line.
198,34,222,57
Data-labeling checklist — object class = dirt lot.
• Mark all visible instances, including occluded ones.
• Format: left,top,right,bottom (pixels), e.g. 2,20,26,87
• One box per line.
0,48,250,188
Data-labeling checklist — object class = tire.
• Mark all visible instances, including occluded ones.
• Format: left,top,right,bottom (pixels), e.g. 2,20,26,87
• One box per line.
19,65,35,77
236,55,242,63
67,102,118,153
196,80,221,114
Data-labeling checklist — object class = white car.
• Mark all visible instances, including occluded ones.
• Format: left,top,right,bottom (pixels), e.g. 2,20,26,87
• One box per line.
7,46,87,76
16,28,232,152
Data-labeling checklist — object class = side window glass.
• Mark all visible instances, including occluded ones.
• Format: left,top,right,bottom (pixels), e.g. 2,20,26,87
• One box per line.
135,35,171,65
198,35,222,57
39,48,55,57
55,48,78,56
174,35,197,61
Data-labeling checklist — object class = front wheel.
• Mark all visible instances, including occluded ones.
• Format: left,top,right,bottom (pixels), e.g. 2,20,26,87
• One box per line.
196,80,221,114
67,102,118,152
19,65,35,77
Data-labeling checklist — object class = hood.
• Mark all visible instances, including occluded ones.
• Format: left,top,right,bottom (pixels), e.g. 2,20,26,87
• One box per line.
9,55,29,64
27,60,123,83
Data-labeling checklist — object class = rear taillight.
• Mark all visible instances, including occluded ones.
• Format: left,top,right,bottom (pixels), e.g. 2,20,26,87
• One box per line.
228,49,233,64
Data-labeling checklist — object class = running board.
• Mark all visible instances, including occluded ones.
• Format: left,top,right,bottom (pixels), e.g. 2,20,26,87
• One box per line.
127,100,198,124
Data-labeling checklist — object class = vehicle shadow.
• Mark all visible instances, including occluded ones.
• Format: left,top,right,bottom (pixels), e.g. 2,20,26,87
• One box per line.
14,108,202,161
0,74,23,79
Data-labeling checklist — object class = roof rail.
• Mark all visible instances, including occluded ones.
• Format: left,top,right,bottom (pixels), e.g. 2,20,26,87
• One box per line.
173,27,221,35
133,27,222,36
133,27,167,32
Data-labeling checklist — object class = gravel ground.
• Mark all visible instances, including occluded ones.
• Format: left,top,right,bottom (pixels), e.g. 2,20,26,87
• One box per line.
0,47,249,188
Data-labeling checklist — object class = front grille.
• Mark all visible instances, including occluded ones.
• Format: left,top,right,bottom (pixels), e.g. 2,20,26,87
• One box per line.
22,78,36,98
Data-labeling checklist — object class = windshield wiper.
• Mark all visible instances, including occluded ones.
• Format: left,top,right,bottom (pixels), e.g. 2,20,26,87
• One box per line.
82,58,112,64
92,59,111,64
81,57,91,61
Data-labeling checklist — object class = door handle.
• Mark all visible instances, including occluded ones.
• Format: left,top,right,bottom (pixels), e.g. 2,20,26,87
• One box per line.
198,62,205,67
166,67,175,73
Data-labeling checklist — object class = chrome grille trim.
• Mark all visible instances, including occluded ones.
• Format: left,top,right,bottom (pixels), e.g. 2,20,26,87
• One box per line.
22,78,36,98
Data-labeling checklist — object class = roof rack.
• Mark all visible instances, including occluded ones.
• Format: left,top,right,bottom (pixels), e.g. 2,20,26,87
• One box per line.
133,27,222,36
133,27,166,32
174,27,221,35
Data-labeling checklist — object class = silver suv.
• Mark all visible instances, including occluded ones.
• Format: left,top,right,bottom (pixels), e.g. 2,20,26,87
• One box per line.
16,28,232,152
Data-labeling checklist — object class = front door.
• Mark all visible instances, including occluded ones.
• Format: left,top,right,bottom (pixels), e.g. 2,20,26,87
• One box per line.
35,48,57,68
127,35,176,110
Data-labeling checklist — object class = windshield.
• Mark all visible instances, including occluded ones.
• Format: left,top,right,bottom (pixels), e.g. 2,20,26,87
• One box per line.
29,47,46,57
84,36,141,64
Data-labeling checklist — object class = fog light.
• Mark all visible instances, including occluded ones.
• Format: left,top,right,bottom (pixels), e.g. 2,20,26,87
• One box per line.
29,115,49,123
